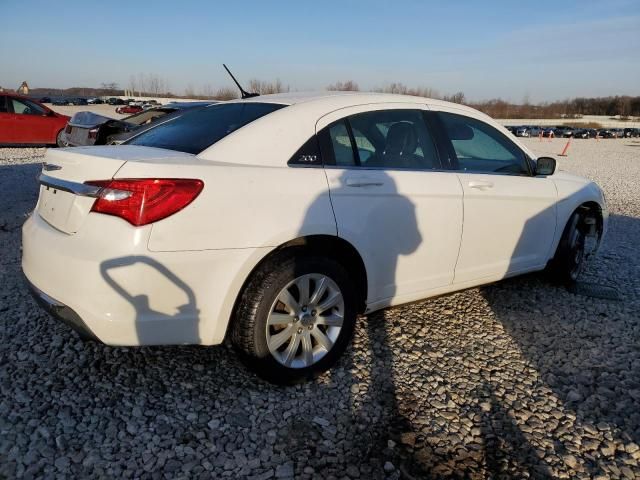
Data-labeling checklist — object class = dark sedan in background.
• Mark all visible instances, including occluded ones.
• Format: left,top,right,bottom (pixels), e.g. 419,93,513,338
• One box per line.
63,101,217,146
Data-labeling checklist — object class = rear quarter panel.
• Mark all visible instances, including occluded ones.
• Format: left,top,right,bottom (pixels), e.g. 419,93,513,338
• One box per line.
111,160,337,252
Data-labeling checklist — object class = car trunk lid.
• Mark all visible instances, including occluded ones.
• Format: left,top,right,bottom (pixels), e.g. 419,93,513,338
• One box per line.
36,146,195,234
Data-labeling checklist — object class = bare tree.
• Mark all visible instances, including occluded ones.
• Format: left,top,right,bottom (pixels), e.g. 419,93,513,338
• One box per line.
184,84,196,97
444,91,465,104
327,80,360,91
148,74,160,96
214,87,239,100
127,75,137,96
248,78,289,95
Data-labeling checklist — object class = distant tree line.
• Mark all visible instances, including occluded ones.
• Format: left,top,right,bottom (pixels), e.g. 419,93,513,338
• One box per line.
25,75,640,118
326,80,640,118
468,96,640,119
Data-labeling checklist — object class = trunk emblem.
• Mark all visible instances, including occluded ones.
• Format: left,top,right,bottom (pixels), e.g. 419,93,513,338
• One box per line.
43,163,62,171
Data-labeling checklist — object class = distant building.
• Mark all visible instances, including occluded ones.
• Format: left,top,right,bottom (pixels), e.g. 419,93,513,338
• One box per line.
17,81,29,95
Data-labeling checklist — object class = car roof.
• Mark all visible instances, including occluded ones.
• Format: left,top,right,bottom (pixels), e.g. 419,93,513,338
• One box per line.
224,90,481,115
198,90,537,165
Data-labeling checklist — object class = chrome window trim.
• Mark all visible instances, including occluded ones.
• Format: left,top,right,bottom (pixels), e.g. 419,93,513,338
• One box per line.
38,173,102,197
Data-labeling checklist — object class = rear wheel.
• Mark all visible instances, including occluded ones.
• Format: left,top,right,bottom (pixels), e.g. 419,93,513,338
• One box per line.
231,253,357,384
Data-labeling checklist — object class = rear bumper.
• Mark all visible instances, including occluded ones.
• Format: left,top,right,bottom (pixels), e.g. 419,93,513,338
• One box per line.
22,211,270,346
27,279,100,342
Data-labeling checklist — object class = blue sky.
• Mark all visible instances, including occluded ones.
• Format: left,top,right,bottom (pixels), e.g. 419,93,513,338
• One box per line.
2,0,639,102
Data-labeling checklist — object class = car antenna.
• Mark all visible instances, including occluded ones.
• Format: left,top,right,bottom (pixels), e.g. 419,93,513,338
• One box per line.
223,64,260,99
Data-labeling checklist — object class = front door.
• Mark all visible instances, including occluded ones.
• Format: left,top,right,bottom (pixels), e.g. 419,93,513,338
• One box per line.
318,106,464,306
8,97,53,143
433,110,557,284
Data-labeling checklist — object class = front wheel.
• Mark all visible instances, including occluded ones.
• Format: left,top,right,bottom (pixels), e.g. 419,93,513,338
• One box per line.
231,253,357,384
55,129,68,147
547,211,588,285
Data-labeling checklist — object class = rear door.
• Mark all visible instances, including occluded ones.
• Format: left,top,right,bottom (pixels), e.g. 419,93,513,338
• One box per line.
433,109,557,284
318,105,463,306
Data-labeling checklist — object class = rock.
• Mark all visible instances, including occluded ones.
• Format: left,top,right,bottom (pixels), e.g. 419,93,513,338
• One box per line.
275,462,294,478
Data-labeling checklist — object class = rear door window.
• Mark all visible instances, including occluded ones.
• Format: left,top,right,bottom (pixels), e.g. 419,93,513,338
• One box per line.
0,96,6,113
127,103,286,154
348,109,440,169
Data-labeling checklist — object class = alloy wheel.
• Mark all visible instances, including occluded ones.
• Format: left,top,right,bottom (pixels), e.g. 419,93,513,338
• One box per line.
266,273,344,369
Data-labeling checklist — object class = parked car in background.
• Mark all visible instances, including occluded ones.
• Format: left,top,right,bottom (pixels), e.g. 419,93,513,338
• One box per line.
542,127,556,137
23,92,608,383
609,128,625,138
598,129,617,138
116,105,143,114
64,102,217,147
515,126,530,137
573,129,597,139
39,97,51,103
0,93,69,146
624,128,640,138
528,126,544,136
71,98,88,106
87,98,104,104
52,98,70,106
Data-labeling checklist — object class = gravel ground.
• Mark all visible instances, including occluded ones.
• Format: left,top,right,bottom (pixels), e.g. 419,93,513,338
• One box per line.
1,138,639,479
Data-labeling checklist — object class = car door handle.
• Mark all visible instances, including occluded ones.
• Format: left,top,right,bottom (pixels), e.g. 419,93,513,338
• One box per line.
468,180,494,190
345,179,384,187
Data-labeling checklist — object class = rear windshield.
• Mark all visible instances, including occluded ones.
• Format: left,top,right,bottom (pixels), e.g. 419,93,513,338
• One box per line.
127,102,286,154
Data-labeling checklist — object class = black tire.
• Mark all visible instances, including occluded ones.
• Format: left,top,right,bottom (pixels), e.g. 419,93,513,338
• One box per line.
231,252,357,384
55,129,67,148
547,211,587,286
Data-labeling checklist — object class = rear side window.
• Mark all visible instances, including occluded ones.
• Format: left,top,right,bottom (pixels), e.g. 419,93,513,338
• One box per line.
0,96,6,113
437,112,530,175
127,103,285,154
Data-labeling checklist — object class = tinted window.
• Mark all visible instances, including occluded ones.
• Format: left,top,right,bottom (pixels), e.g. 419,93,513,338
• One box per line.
127,103,285,154
11,98,46,116
0,96,6,113
348,110,440,169
318,120,357,167
438,112,529,174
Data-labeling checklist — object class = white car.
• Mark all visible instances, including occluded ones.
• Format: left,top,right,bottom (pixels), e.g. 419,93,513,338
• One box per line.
22,92,608,383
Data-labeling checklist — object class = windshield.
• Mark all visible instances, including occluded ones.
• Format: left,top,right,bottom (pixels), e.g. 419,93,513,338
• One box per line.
127,102,286,154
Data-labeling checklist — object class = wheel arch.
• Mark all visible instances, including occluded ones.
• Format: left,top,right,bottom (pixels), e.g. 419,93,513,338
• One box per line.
551,199,605,261
224,235,368,340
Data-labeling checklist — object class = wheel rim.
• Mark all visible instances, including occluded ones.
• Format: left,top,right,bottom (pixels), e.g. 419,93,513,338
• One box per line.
266,273,344,369
57,130,68,147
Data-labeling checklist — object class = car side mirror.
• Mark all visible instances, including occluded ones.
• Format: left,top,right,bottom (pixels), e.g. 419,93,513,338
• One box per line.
536,156,556,176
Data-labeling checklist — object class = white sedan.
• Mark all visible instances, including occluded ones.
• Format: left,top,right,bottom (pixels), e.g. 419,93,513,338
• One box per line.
22,92,608,383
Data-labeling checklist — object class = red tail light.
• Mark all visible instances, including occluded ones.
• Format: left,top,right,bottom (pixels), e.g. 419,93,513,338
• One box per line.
85,179,204,226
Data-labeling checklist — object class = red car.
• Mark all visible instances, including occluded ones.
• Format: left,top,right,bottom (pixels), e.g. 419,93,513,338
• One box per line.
115,105,143,114
0,93,70,146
